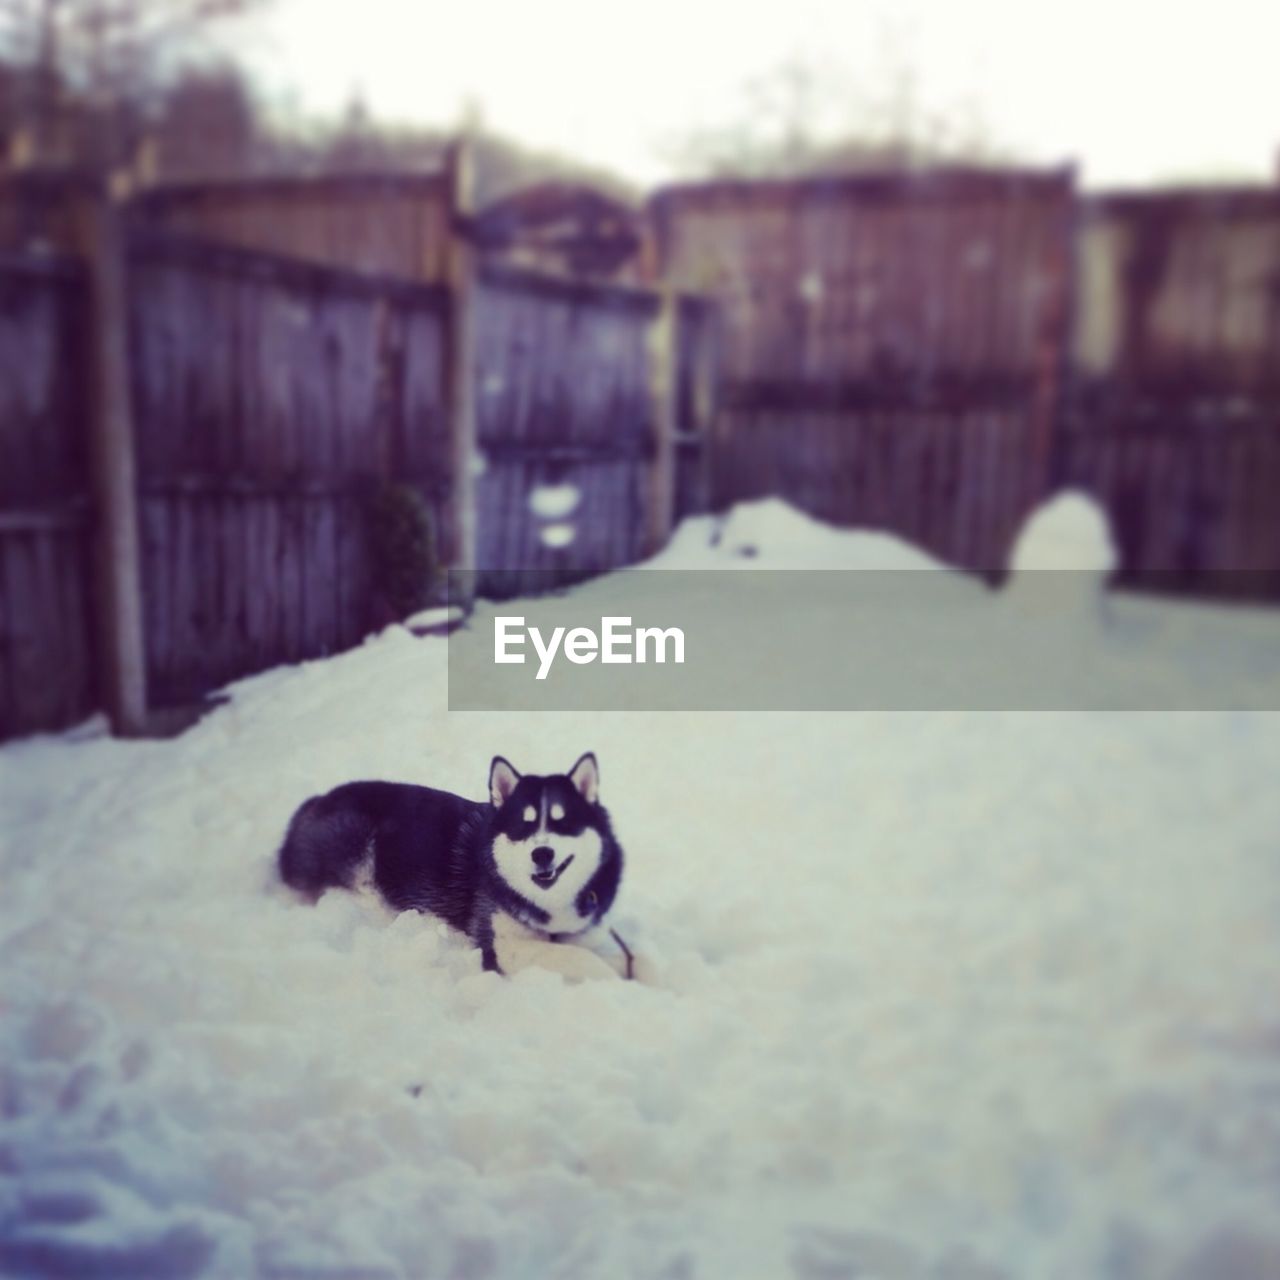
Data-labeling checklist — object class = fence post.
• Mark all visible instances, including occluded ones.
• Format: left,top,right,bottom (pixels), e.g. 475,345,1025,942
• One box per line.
445,136,478,589
84,189,148,735
1036,165,1079,507
647,287,678,551
689,298,720,516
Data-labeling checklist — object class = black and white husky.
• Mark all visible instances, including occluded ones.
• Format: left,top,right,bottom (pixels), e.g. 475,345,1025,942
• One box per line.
278,753,630,976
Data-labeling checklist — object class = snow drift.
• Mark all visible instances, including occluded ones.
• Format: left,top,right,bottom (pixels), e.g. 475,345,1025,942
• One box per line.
2,498,1279,1279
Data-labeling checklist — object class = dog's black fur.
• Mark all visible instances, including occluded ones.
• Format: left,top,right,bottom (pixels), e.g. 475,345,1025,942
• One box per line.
278,754,623,973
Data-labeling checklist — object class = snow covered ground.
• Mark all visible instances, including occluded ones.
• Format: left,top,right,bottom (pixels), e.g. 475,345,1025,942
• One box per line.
3,498,1280,1279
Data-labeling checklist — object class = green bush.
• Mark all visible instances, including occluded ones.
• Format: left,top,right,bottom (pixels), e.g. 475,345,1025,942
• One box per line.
367,484,438,618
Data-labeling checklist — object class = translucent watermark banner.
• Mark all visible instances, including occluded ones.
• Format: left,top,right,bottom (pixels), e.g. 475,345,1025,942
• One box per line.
446,570,1280,711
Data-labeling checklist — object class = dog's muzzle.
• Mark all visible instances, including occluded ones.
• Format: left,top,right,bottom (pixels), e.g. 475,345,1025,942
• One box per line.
530,853,575,889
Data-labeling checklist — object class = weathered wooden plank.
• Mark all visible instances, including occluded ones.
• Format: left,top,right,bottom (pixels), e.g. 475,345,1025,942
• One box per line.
0,534,11,735
258,498,282,669
129,226,453,306
138,497,166,702
302,496,328,656
12,532,66,729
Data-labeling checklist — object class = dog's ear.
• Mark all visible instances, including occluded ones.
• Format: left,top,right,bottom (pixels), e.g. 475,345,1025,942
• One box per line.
489,756,521,808
567,752,599,804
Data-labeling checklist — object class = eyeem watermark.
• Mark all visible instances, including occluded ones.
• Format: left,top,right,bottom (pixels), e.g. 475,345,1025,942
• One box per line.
446,569,1280,711
494,615,685,680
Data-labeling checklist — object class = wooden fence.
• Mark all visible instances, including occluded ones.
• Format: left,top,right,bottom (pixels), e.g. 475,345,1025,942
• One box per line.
0,253,96,738
652,167,1074,573
1057,190,1280,597
0,172,710,739
128,233,453,706
672,295,719,523
1055,400,1280,596
466,265,716,597
471,264,660,596
135,173,454,283
6,164,1280,740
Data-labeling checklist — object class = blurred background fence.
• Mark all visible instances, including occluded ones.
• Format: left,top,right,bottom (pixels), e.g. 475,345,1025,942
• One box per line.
472,264,660,598
0,250,94,733
1057,190,1280,597
1,151,1279,739
128,233,453,707
652,168,1071,572
136,173,454,281
0,155,714,738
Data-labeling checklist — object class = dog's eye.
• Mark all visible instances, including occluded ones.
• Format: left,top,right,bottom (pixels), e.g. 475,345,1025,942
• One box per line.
582,891,598,915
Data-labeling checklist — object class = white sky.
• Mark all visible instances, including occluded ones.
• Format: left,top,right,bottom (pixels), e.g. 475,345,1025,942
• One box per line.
240,0,1280,189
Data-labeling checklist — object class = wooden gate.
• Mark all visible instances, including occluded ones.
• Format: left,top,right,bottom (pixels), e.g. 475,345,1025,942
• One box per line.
471,264,665,597
0,254,96,737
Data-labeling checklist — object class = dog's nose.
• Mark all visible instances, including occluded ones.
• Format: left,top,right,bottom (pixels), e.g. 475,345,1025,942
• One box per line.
531,846,555,869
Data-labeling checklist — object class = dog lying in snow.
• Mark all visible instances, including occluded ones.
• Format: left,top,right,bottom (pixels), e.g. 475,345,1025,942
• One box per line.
278,753,632,980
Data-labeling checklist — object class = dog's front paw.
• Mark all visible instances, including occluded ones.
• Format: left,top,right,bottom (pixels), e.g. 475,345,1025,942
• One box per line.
494,933,617,982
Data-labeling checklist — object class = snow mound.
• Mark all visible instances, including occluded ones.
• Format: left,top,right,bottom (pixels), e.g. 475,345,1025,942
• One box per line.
528,483,581,520
1008,490,1118,576
652,498,949,571
403,605,465,633
2,499,1279,1279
